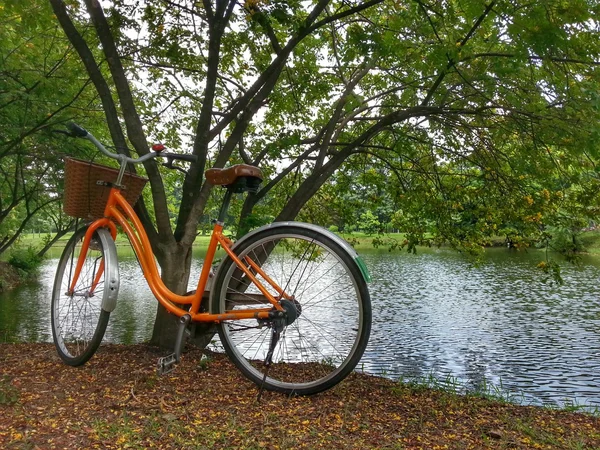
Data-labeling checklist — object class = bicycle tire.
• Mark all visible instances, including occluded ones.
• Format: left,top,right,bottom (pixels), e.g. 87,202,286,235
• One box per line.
51,226,111,366
212,224,371,395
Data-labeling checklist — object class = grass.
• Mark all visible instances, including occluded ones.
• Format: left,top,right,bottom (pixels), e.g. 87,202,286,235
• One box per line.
552,398,600,416
0,376,19,406
19,228,600,257
13,231,406,260
13,232,216,259
390,372,600,416
13,224,600,256
578,230,600,255
391,373,527,407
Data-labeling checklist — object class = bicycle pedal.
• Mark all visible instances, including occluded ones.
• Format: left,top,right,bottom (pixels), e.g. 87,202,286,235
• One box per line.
157,353,177,376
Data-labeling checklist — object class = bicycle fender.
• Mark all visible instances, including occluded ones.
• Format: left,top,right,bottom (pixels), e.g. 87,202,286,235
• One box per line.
96,228,120,312
229,221,371,283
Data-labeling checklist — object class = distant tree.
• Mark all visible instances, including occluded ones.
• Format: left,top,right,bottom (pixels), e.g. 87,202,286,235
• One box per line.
358,210,381,235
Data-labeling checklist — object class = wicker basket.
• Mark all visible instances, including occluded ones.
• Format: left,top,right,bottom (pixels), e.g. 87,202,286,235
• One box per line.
63,157,148,220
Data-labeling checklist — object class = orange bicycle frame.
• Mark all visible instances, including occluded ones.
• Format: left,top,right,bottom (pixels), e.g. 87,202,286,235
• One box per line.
69,186,286,323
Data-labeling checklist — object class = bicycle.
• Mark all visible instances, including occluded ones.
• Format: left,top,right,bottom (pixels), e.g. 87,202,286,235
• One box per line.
52,123,372,395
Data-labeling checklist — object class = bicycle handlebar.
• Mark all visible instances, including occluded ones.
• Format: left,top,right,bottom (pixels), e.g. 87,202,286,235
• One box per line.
66,122,197,166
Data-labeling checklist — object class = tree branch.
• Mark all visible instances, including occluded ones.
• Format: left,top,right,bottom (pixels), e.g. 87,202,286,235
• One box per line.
83,0,171,246
421,0,497,106
48,0,131,157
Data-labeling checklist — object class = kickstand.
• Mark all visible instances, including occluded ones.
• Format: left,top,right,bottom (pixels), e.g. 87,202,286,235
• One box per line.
157,314,191,375
257,321,283,402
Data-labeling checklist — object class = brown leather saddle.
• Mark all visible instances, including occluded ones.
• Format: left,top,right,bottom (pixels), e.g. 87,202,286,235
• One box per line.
205,164,263,193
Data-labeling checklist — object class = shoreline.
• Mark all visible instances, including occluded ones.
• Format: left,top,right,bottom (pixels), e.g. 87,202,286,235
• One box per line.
1,343,599,449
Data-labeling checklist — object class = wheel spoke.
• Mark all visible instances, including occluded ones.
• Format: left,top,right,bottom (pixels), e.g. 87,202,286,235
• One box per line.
215,228,370,395
51,227,111,366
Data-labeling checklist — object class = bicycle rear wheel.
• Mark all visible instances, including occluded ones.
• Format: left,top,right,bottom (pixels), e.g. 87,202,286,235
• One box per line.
212,225,371,395
51,226,112,366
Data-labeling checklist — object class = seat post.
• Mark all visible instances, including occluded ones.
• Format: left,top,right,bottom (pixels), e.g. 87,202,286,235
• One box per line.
217,188,234,224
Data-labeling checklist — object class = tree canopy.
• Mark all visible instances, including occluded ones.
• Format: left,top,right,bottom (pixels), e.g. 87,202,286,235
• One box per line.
0,0,106,254
3,0,600,344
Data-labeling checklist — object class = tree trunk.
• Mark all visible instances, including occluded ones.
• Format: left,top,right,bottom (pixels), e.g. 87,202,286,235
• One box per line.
237,193,259,238
149,242,214,350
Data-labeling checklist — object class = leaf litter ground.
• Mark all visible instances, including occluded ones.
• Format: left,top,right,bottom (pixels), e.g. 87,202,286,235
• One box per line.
1,343,599,449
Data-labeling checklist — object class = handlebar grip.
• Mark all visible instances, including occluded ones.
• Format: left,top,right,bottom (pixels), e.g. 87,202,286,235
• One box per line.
67,122,88,138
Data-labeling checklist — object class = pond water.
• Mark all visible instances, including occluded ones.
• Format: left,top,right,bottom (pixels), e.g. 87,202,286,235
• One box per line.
1,247,600,410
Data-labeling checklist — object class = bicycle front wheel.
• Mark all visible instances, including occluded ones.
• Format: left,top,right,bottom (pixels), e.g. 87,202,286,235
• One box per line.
51,226,112,366
212,225,371,395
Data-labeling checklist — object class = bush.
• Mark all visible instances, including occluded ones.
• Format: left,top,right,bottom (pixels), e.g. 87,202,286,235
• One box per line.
8,246,43,275
0,262,21,292
547,227,585,255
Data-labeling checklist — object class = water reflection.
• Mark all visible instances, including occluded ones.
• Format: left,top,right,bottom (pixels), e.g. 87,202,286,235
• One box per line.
363,249,600,409
1,247,600,409
0,262,55,342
